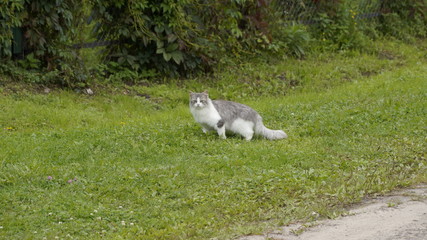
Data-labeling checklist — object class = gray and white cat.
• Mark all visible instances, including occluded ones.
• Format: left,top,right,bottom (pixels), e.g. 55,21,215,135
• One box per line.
189,91,287,141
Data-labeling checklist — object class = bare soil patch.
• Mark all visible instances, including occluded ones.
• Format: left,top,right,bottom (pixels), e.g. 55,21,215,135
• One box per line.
239,184,427,240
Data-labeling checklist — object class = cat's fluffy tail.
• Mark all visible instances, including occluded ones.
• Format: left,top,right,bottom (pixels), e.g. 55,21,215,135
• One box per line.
256,122,288,140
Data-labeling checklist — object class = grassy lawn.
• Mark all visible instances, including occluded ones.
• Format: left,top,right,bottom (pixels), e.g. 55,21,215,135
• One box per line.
0,40,426,239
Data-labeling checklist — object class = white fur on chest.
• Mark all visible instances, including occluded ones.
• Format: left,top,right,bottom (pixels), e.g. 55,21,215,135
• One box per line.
190,101,221,127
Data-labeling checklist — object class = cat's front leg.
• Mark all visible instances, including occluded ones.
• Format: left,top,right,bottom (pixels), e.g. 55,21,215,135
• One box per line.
200,123,212,134
202,127,209,134
217,126,226,139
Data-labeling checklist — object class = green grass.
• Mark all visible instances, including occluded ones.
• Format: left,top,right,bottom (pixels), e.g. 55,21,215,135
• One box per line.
0,40,426,239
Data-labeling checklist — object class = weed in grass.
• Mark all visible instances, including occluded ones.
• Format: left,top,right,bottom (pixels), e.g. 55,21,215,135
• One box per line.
387,199,403,208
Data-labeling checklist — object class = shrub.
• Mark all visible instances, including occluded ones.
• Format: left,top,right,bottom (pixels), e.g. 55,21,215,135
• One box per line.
90,0,208,78
89,0,281,77
0,0,89,87
1,0,426,85
0,0,25,57
310,0,370,50
379,0,427,39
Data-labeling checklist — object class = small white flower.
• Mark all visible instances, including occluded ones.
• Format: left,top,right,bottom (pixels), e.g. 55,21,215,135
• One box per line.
130,222,134,226
93,210,98,213
58,221,63,224
119,206,123,209
121,221,126,226
0,226,3,229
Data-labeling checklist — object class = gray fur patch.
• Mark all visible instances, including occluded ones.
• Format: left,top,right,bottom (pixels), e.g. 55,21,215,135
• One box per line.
217,119,225,128
212,100,260,124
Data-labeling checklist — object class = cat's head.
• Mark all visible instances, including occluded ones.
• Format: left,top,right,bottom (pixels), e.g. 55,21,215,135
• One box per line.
189,91,209,109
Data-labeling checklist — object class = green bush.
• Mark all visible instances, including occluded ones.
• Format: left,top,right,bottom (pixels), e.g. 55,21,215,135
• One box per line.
310,0,370,50
0,0,89,87
3,0,85,67
1,0,427,85
0,0,25,57
90,0,202,78
379,0,427,39
89,0,281,77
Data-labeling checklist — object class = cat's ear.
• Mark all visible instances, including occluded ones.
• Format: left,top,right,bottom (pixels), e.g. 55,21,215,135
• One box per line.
189,91,194,95
203,90,208,94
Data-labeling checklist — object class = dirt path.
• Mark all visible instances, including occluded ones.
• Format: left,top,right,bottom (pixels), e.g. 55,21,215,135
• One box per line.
239,184,427,240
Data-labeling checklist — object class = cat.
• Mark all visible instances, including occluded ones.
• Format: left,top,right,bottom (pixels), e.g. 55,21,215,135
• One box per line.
189,91,287,141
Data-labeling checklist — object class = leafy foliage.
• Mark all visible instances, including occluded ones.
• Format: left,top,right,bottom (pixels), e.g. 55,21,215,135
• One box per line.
1,0,427,84
0,0,25,57
0,0,89,86
90,0,281,77
379,0,427,39
90,0,201,77
310,0,370,50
